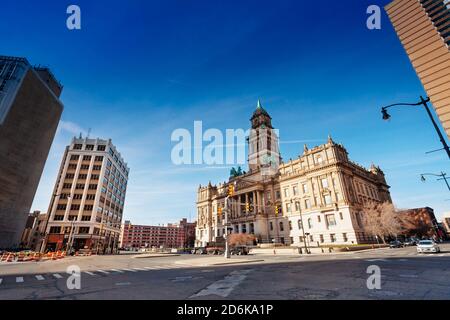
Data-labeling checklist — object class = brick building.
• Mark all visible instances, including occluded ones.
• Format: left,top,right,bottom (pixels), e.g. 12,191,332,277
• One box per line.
120,219,196,250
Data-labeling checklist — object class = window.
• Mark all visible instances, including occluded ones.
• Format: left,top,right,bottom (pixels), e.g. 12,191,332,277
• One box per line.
73,144,82,150
343,233,348,242
63,183,72,189
80,164,89,170
316,155,323,164
297,219,303,230
78,174,87,179
326,214,337,227
330,234,336,243
321,178,328,188
75,184,85,190
284,188,289,198
270,222,273,231
93,165,102,171
266,192,271,201
241,224,247,233
324,194,332,205
302,184,308,194
320,234,324,243
310,235,314,242
317,215,321,223
279,222,284,232
88,184,98,190
86,145,94,151
68,164,77,169
339,212,344,220
289,221,292,230
53,215,64,221
91,174,99,180
65,173,75,179
86,194,95,200
286,203,292,213
83,205,93,211
307,218,313,229
56,204,67,210
305,199,311,209
95,156,103,162
70,155,80,161
49,227,61,234
299,236,304,243
275,191,281,199
70,204,80,210
79,227,90,234
295,201,300,212
293,185,298,196
97,145,106,151
72,194,83,200
83,155,91,161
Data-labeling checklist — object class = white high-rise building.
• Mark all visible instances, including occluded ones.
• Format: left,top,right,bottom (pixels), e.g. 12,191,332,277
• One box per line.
42,137,129,254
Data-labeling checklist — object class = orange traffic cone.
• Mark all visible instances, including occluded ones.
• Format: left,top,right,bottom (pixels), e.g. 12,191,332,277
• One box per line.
6,253,15,262
0,253,8,262
17,252,25,262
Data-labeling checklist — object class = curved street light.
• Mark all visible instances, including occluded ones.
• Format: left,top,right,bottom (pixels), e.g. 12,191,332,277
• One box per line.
420,172,450,193
381,96,450,160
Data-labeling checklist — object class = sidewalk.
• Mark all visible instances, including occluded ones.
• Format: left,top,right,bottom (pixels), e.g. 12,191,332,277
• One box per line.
175,256,265,267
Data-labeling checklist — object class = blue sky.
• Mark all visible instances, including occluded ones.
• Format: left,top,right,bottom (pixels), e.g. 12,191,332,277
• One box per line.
2,0,449,223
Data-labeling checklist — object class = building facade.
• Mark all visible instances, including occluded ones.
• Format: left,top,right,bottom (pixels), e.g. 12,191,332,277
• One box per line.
195,102,392,247
43,137,129,254
120,219,196,250
20,211,47,250
386,0,450,138
0,56,63,249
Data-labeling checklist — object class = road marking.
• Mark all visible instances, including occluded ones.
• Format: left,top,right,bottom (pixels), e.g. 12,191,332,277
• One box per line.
121,268,137,272
96,270,109,274
16,277,24,283
84,271,96,276
439,254,445,257
190,269,253,298
132,267,147,271
143,266,157,270
110,269,124,273
399,274,418,278
398,259,408,262
365,259,388,262
53,274,63,279
115,282,131,286
35,275,45,281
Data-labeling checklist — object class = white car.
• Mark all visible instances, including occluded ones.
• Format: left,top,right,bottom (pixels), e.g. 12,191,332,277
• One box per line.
417,240,441,254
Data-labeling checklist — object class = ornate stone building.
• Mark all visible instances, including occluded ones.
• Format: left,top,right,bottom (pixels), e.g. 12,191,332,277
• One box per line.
195,102,392,247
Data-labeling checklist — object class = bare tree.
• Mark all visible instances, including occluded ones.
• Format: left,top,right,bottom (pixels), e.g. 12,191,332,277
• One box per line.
361,201,407,243
228,233,256,247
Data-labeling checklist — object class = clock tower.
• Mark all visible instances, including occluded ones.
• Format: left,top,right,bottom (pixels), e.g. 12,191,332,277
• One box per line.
248,100,281,173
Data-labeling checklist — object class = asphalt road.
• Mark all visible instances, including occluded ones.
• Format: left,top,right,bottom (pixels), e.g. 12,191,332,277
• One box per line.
1,245,450,300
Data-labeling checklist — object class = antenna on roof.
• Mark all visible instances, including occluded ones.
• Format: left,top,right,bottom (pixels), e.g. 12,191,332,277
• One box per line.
79,132,82,139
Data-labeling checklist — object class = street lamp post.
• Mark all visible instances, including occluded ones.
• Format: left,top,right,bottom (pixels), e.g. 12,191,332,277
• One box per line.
381,96,450,160
420,172,450,192
290,199,310,254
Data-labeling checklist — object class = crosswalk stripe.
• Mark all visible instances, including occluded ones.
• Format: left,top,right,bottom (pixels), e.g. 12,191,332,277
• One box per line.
84,271,96,276
97,270,109,274
132,268,147,271
35,275,45,281
121,268,137,272
110,269,124,273
16,277,24,283
53,274,63,279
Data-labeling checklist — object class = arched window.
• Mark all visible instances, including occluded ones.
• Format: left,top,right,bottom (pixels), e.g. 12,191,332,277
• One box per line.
279,221,284,232
308,218,313,229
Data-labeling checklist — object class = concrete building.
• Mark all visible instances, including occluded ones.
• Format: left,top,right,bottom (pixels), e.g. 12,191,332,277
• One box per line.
0,56,63,249
43,137,129,253
19,211,47,250
120,219,196,250
195,102,392,247
386,0,450,138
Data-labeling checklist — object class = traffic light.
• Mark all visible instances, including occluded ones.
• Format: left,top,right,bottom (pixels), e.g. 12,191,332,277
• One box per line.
228,184,234,196
245,202,250,213
218,207,222,217
275,205,279,217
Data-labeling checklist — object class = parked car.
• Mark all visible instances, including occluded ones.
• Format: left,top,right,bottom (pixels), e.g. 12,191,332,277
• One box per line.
230,246,249,255
417,240,441,253
403,239,417,246
192,247,207,255
389,240,403,248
